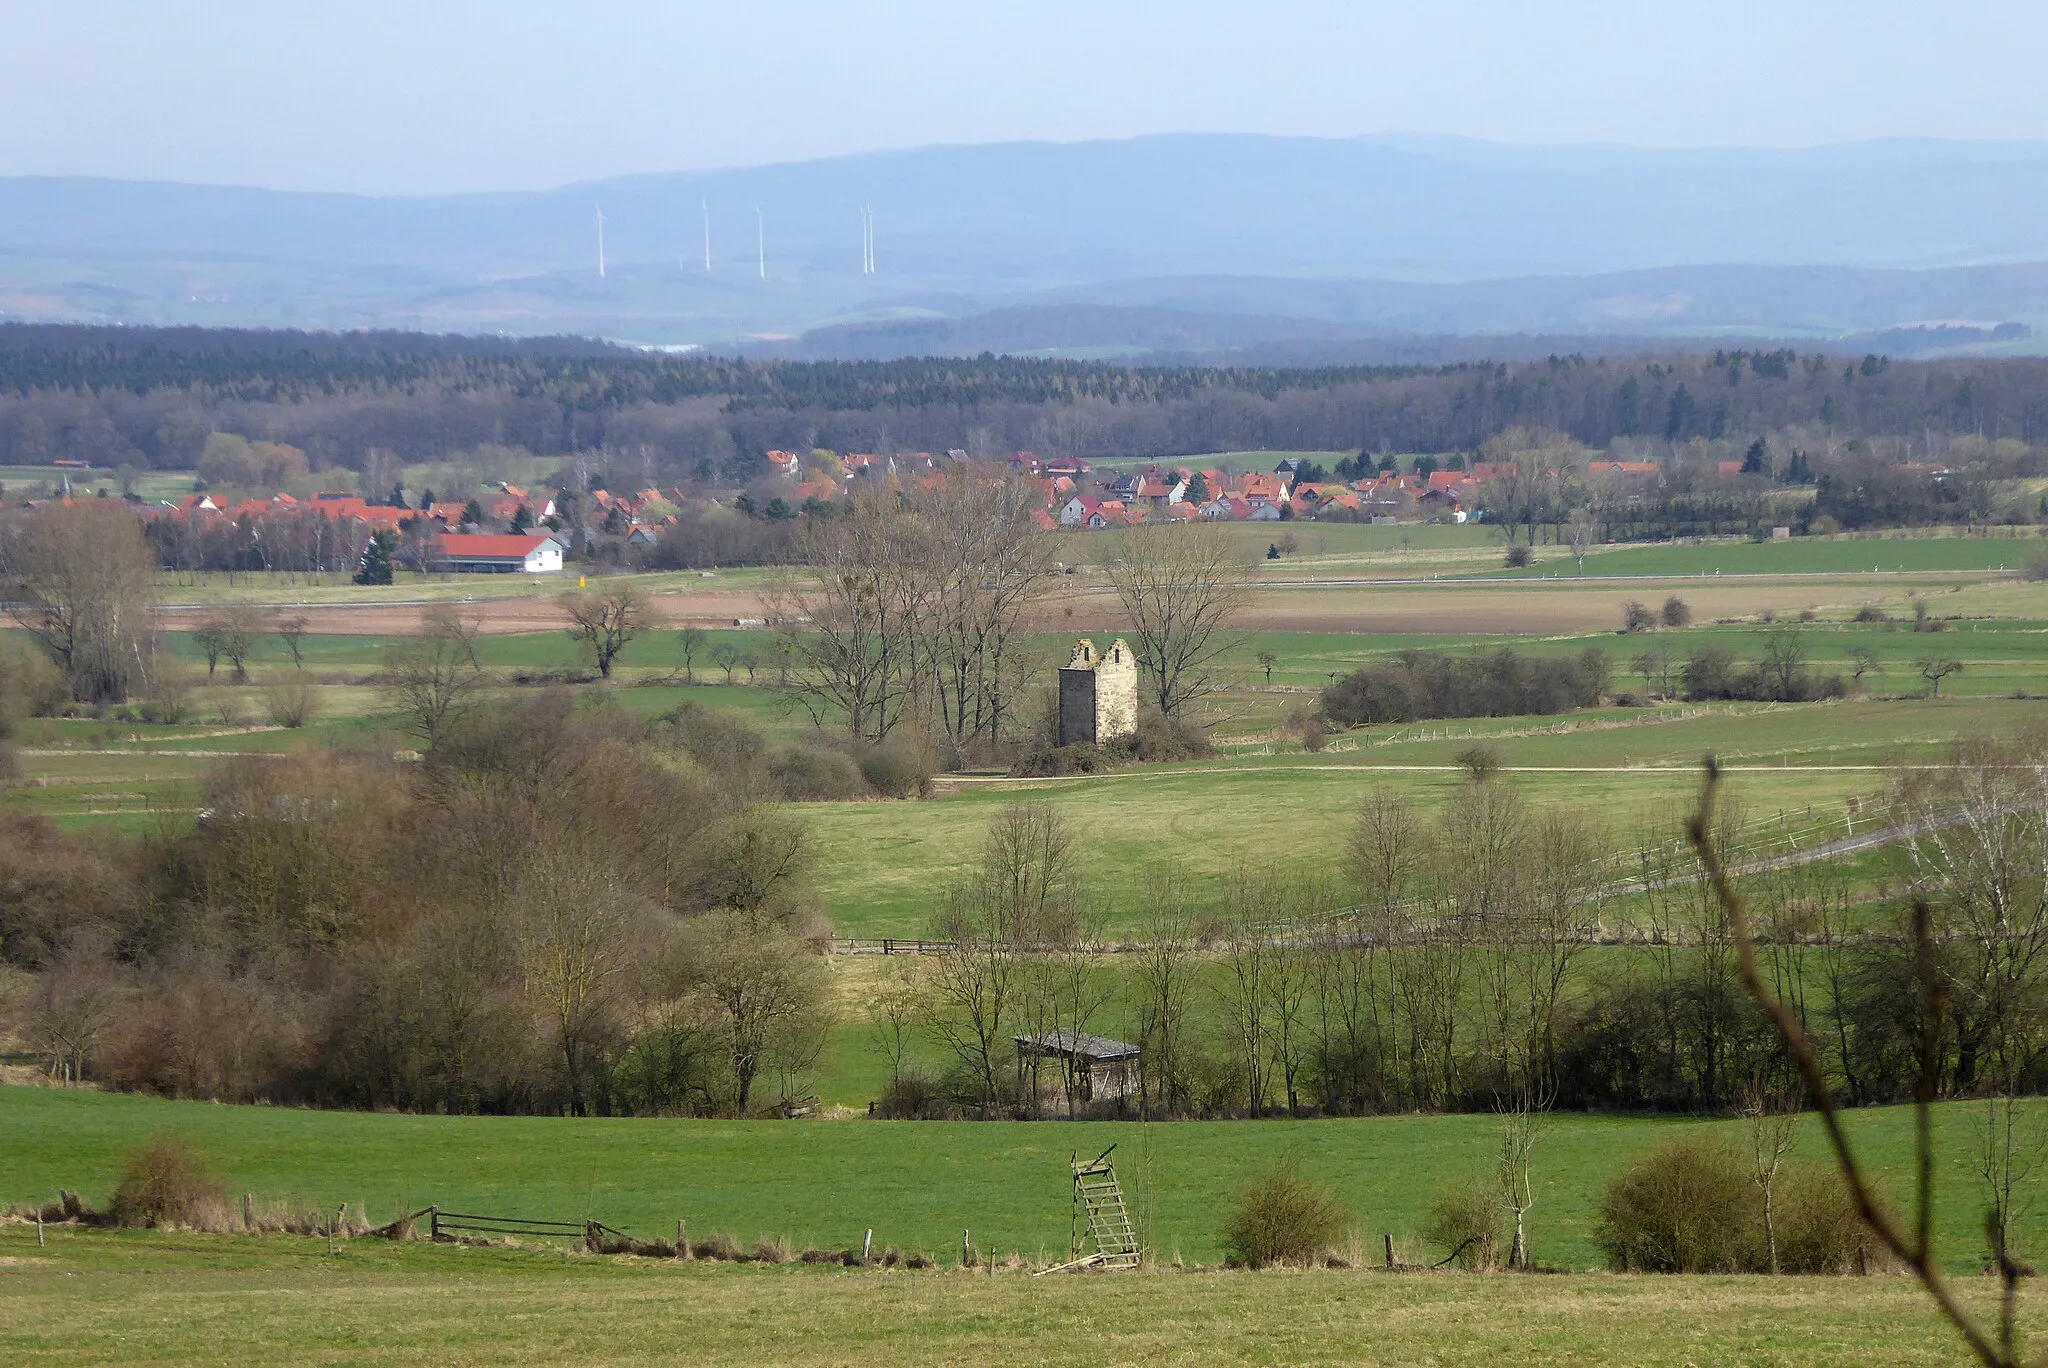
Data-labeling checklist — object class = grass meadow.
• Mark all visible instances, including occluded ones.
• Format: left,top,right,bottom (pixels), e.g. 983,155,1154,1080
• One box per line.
3,1085,2040,1275
0,1227,2014,1366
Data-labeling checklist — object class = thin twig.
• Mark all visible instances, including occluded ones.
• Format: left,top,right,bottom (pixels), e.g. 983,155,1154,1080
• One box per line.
1686,756,2009,1368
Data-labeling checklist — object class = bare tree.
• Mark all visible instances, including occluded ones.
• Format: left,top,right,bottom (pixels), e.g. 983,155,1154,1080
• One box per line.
1743,1081,1803,1274
276,616,309,670
1565,507,1597,575
1496,1076,1546,1269
382,604,487,746
1129,864,1199,1119
1102,523,1253,717
771,490,917,742
562,584,658,679
212,604,267,684
678,626,706,683
676,910,833,1116
928,802,1085,1113
1917,652,1964,698
3,501,159,703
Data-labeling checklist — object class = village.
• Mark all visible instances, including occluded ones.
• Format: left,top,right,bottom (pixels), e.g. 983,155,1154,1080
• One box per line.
0,441,1745,578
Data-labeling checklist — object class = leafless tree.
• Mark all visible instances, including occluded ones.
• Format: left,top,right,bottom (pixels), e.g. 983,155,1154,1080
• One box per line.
381,604,488,746
1917,652,1964,698
2,501,159,703
562,584,658,678
1565,507,1597,575
1129,864,1199,1119
928,802,1085,1113
675,910,833,1116
1743,1081,1803,1274
677,626,706,683
1102,523,1252,717
276,616,309,670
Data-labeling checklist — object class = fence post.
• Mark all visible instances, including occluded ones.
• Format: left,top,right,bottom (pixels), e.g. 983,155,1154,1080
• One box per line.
1384,1233,1394,1268
428,1206,439,1240
862,1229,873,1264
963,1227,971,1269
678,1220,689,1259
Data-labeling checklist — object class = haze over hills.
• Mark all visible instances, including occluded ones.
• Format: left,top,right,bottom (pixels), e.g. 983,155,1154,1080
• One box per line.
6,134,2048,356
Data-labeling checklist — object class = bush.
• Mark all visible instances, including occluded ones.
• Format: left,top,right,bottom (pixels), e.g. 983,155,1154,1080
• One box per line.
1454,743,1506,782
1852,604,1892,623
263,676,324,729
858,731,936,798
1321,648,1605,727
1596,1138,1752,1273
1661,596,1692,628
1301,717,1328,753
0,640,67,737
1132,709,1214,762
1622,600,1657,633
1425,1181,1502,1270
1222,1163,1349,1268
1503,545,1533,569
768,743,867,801
1774,1166,1884,1274
109,1133,228,1229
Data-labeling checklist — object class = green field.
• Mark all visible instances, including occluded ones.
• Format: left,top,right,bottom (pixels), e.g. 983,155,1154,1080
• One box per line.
1483,530,2048,579
0,1228,2014,1367
2,1086,2036,1276
0,464,198,503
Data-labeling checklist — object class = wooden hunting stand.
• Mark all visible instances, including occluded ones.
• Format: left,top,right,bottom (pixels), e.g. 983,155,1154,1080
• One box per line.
1035,1145,1140,1275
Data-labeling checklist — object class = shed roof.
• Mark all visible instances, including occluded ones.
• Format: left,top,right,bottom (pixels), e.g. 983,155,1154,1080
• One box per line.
1013,1030,1140,1061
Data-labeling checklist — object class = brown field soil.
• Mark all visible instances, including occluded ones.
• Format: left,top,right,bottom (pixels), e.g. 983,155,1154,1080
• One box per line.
151,569,1988,639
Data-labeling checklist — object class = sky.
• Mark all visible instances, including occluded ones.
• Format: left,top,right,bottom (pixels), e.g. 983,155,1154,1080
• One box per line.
6,0,2048,195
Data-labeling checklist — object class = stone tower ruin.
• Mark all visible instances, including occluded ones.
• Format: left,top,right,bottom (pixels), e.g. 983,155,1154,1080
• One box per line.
1057,638,1139,747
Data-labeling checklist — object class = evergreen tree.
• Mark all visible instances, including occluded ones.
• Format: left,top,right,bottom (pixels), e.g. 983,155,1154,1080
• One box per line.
510,503,532,533
1186,470,1211,503
462,497,484,527
389,482,409,509
1664,384,1696,439
1784,450,1815,485
1377,452,1397,474
1413,455,1439,479
354,531,395,586
419,487,436,508
1741,438,1768,476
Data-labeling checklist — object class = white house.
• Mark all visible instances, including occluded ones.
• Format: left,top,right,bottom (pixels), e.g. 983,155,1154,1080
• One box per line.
434,533,564,574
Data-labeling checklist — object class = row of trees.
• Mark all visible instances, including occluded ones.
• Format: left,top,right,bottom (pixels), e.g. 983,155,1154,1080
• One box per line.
775,474,1252,762
11,325,2048,480
876,730,2048,1125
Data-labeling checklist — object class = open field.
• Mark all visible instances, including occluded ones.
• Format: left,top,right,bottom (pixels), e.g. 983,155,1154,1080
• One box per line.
0,464,198,502
0,1227,2016,1367
3,1086,2040,1276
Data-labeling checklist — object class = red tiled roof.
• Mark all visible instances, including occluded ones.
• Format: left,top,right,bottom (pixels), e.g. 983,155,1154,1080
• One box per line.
437,533,553,559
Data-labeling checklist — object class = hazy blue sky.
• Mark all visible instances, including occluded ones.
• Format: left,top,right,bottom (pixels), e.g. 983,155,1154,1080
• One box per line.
7,0,2047,194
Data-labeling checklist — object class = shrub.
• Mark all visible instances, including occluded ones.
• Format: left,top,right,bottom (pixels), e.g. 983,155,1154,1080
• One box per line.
1596,1137,1752,1272
0,640,67,737
262,676,324,729
768,743,867,801
1425,1181,1502,1270
1852,604,1891,623
859,732,936,798
1454,743,1506,783
1503,545,1533,569
753,1235,792,1264
1774,1166,1878,1274
1622,600,1657,633
1321,648,1604,727
1132,708,1215,762
1301,717,1328,753
109,1133,228,1229
1222,1163,1349,1269
1661,596,1692,628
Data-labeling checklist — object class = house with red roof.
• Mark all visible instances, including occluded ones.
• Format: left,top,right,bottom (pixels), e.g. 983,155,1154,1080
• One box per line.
434,533,564,574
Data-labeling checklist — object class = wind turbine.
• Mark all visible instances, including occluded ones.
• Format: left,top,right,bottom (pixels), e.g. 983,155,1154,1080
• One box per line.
595,206,607,280
702,199,712,273
756,206,766,280
860,204,875,275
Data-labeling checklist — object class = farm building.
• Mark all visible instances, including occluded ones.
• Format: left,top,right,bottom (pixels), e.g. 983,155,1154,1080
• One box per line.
1014,1030,1140,1103
1057,638,1138,746
434,533,564,574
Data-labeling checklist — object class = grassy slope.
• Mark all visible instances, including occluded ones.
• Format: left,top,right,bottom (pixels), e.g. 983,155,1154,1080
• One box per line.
2,1086,2038,1276
0,1228,2010,1367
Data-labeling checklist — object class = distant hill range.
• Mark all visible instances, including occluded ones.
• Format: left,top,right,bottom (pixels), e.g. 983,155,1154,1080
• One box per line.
6,134,2048,357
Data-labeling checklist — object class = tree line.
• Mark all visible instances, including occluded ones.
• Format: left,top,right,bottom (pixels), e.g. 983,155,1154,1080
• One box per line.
10,324,2048,481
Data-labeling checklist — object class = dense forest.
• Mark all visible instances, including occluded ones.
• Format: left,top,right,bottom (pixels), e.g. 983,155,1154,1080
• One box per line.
5,325,2048,480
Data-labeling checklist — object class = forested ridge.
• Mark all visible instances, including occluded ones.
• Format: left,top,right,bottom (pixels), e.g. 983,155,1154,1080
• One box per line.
4,323,2048,475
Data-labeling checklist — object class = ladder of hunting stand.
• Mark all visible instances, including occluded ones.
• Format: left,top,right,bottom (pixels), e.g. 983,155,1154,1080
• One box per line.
1039,1146,1140,1274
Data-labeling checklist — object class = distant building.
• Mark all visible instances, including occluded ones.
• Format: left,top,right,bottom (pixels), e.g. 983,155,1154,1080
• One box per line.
1057,638,1139,747
434,532,564,574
